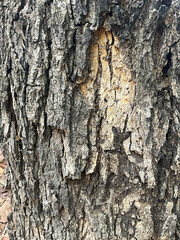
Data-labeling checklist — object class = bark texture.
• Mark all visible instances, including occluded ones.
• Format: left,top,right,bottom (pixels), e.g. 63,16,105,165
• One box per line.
0,0,180,239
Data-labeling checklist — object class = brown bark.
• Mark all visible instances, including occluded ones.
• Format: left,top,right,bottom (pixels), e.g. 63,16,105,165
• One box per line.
0,0,180,239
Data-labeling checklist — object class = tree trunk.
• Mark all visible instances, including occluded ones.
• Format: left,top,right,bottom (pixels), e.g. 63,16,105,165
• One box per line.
0,0,180,239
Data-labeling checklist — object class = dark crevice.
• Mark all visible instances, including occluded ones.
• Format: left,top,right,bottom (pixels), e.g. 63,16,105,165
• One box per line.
18,138,25,181
162,50,172,77
86,109,94,161
7,58,12,75
47,40,52,50
108,11,113,17
45,0,53,6
44,0,53,109
170,38,180,48
105,30,113,84
112,127,131,148
12,0,26,23
65,30,76,83
93,42,103,174
68,86,75,154
44,30,52,105
161,0,171,7
22,23,27,35
72,31,76,46
7,79,14,118
23,62,29,104
111,31,115,46
70,0,74,20
153,21,166,62
123,114,129,133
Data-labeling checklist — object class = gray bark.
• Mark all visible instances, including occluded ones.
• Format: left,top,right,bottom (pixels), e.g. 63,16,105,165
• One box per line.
0,0,180,239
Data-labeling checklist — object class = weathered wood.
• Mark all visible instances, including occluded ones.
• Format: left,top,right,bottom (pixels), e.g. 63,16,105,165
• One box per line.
0,0,180,239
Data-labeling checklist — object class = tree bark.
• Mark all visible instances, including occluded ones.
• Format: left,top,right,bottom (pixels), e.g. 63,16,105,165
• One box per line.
0,0,180,239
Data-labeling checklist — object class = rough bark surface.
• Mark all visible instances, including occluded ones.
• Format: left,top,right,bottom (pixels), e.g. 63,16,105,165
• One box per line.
0,0,180,239
0,151,10,240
